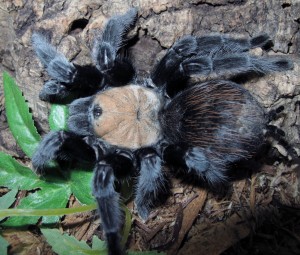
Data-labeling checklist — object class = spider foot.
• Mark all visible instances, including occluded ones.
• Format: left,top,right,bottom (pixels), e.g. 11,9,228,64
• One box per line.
32,33,77,83
32,34,103,102
136,203,151,221
38,80,70,102
250,34,273,49
92,8,137,84
106,233,124,255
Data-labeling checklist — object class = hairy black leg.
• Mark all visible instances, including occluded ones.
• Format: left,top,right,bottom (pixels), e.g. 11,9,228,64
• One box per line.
92,163,123,255
194,34,272,56
264,106,297,158
249,34,273,49
134,148,169,220
92,150,135,255
39,80,70,102
265,124,297,158
151,34,271,87
266,105,285,138
105,150,136,179
67,96,94,136
266,125,286,138
164,145,228,186
268,105,284,121
32,131,96,174
32,33,74,80
151,34,292,97
32,33,102,102
89,149,135,255
184,148,227,183
92,8,137,85
182,54,293,77
151,36,198,89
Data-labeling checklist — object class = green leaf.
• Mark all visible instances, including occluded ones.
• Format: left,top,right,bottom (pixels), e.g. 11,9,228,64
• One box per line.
3,72,41,158
0,152,94,226
0,188,18,221
0,204,97,218
4,185,70,226
69,169,94,205
0,189,18,209
2,183,71,227
41,228,106,255
92,236,106,250
0,152,68,226
41,228,166,255
0,152,43,190
0,234,9,255
49,104,69,131
121,205,132,247
0,152,70,226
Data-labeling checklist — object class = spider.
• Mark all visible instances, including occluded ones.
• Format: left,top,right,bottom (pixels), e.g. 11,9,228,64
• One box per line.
31,8,293,255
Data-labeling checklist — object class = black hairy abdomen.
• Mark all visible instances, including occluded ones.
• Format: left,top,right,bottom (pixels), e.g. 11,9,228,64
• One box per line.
160,80,266,161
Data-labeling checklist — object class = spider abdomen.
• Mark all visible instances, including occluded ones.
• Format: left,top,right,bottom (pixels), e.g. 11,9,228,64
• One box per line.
160,80,266,161
91,85,162,149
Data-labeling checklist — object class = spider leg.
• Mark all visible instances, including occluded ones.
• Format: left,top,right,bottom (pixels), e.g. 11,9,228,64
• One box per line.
32,130,96,174
32,33,102,102
265,106,297,158
151,34,292,97
92,163,123,255
67,96,94,136
195,34,273,54
134,148,169,220
151,34,271,87
92,8,137,85
163,145,228,186
182,53,293,78
92,151,135,255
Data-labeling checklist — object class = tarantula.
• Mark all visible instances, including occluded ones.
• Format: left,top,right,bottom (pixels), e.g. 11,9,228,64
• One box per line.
31,8,293,255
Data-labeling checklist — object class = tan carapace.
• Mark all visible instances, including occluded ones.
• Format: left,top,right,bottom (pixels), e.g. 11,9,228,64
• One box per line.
92,85,162,149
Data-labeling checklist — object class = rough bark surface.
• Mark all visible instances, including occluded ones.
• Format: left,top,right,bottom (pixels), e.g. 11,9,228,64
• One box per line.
0,0,299,254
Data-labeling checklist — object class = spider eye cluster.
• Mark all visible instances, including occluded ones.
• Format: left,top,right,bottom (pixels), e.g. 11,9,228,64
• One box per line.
93,105,102,118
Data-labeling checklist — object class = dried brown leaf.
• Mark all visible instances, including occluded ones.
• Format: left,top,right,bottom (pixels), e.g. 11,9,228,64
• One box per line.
177,210,254,255
2,229,53,255
167,188,207,254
